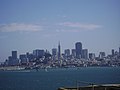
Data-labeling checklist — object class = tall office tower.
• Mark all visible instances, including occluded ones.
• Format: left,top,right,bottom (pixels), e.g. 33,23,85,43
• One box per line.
112,49,114,56
71,49,76,58
99,52,105,59
19,54,28,65
33,49,45,58
12,51,17,59
75,42,82,59
52,48,57,56
10,51,19,65
52,48,57,60
82,49,88,59
58,42,61,60
64,49,70,57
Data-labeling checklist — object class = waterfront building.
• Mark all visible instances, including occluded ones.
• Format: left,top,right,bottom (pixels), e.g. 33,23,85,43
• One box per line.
82,49,88,59
33,49,45,58
75,42,82,59
89,53,95,60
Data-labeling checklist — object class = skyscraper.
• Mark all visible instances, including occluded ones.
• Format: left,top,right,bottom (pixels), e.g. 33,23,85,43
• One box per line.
33,49,45,58
52,48,57,60
52,48,57,56
71,49,76,58
58,42,61,60
8,56,13,65
8,51,19,66
89,53,95,60
64,49,70,57
19,54,28,65
99,52,105,59
82,49,88,59
75,42,82,59
12,51,17,59
112,49,114,56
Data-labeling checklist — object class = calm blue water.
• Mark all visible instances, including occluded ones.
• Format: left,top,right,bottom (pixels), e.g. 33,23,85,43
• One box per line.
0,67,120,90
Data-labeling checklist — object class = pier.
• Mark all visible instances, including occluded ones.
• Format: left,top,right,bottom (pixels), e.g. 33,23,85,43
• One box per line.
58,82,120,90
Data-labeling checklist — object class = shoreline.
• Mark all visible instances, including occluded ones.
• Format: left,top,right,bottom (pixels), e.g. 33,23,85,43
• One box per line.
0,66,120,71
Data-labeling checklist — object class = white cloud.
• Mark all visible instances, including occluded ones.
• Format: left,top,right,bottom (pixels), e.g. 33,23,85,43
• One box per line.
56,29,80,33
0,22,102,33
0,23,42,32
59,22,102,30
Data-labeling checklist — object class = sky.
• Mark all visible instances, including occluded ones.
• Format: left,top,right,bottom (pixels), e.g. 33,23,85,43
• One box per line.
0,0,120,61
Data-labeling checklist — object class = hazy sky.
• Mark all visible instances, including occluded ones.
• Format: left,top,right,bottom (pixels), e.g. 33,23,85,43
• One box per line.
0,0,120,61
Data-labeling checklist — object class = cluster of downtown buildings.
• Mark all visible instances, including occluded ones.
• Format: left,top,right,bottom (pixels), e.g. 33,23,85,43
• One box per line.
1,42,120,69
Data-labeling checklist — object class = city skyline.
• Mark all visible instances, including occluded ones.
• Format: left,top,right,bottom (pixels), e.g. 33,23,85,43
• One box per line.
0,0,120,61
3,42,120,62
2,41,120,67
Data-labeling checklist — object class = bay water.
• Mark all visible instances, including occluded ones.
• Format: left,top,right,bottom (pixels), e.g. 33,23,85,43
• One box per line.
0,67,120,90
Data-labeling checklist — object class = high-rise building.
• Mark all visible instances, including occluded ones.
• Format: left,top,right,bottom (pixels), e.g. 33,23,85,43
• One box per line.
82,49,88,59
8,51,19,66
71,49,76,58
99,52,105,59
27,53,34,62
12,51,17,59
19,54,28,65
8,56,13,65
64,49,70,57
52,48,57,56
89,53,95,60
75,42,82,59
33,49,45,58
52,48,57,60
26,52,29,59
58,42,61,60
112,49,114,56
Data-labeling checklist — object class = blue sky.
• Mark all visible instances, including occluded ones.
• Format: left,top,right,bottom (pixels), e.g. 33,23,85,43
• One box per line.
0,0,120,61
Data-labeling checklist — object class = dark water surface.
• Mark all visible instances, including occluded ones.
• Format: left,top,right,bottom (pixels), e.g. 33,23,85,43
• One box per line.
0,67,120,90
